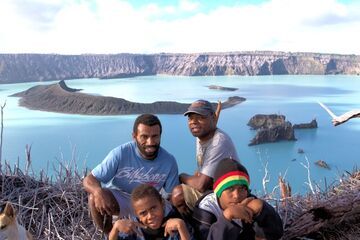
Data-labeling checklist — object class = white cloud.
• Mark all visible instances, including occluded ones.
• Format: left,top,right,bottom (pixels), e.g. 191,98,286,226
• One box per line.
0,0,359,54
179,0,200,12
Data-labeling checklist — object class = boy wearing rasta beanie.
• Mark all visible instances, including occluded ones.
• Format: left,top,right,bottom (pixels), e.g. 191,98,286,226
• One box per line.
192,158,283,240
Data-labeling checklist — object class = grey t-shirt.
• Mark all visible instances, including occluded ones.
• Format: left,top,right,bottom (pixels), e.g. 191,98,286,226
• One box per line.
196,128,239,178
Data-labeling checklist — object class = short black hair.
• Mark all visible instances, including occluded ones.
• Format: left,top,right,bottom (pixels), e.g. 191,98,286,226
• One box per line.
133,114,162,134
131,184,162,204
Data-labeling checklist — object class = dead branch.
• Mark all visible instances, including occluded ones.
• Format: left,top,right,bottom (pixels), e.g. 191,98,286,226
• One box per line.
282,170,360,239
300,156,316,194
0,101,6,171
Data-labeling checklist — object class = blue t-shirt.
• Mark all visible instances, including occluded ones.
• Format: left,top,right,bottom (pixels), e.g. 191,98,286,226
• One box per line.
92,141,179,194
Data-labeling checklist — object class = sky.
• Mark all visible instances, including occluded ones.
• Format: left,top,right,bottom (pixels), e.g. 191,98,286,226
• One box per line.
1,0,360,55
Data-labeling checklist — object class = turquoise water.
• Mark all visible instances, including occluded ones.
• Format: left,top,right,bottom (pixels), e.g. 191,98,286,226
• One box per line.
1,75,360,195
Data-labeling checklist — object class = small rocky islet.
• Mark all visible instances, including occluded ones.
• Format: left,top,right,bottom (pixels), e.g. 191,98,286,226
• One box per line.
247,114,318,146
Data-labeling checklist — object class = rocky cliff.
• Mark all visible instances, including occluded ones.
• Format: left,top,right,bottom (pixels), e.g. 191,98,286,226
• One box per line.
247,114,320,145
247,114,296,145
1,51,360,83
10,80,245,115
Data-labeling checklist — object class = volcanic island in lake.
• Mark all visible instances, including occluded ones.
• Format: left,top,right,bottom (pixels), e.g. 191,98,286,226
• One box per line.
10,80,246,115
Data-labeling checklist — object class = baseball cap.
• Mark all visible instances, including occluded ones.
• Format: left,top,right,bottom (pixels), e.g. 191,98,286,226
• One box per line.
184,100,215,116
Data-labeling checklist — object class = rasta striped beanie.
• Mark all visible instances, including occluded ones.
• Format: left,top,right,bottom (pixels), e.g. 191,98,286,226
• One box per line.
213,158,250,198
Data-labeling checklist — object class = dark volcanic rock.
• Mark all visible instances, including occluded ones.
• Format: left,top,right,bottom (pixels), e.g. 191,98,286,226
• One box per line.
315,160,331,170
248,122,296,146
248,114,296,146
10,81,245,115
247,114,287,130
293,119,318,129
1,51,360,83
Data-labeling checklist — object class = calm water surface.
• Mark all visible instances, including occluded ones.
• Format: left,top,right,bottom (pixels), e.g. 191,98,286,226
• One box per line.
1,75,359,195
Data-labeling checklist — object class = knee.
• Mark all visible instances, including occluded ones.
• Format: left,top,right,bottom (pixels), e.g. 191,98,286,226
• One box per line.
171,185,192,217
171,185,184,203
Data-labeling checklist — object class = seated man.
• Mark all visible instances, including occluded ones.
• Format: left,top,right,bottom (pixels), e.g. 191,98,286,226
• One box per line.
172,100,240,217
192,158,283,240
83,114,179,234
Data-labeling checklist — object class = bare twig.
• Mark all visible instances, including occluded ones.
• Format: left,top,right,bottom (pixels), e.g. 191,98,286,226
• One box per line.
300,156,316,194
0,101,6,172
262,161,270,195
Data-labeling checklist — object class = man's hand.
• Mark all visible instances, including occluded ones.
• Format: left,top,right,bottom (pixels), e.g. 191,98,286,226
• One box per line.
93,188,116,216
179,172,212,193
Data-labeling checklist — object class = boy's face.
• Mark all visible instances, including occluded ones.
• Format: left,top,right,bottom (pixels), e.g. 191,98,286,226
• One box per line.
219,185,248,210
132,196,164,229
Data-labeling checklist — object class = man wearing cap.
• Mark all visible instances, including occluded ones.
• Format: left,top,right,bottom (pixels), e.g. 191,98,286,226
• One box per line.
171,99,239,218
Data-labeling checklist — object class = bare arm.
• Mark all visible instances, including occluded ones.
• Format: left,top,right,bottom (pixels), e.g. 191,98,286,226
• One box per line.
333,109,360,126
179,172,212,193
83,173,102,195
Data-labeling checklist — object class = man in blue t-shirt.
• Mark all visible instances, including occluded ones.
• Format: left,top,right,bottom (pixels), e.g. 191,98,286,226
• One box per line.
83,114,179,235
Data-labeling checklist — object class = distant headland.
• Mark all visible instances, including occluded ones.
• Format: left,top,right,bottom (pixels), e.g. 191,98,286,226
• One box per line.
10,80,246,115
1,51,360,83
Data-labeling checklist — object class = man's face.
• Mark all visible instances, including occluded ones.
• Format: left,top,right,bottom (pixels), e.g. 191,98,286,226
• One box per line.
219,185,248,210
187,113,215,140
133,124,161,160
133,196,164,230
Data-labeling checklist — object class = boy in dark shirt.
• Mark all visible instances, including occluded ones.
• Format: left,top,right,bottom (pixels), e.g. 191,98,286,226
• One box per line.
109,184,192,240
192,158,283,240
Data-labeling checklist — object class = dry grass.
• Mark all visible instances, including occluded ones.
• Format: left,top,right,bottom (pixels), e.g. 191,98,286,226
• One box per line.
0,159,359,240
0,160,102,239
